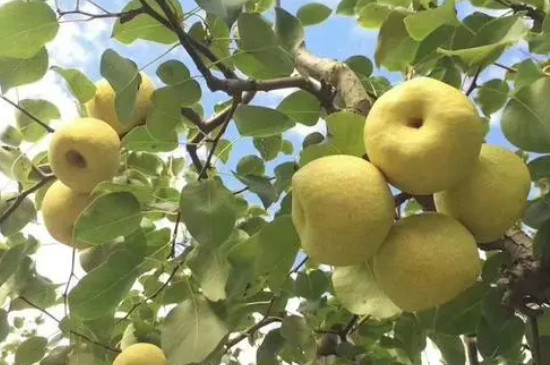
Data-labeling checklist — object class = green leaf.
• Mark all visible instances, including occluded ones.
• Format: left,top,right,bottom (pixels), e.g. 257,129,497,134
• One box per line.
15,99,60,142
529,17,550,54
0,47,48,92
188,245,229,302
294,269,329,299
358,3,392,29
277,90,321,126
112,0,182,44
128,152,164,175
211,138,233,164
477,315,525,358
122,125,178,152
0,125,22,147
156,59,191,84
297,3,332,26
69,236,146,320
438,16,528,67
300,111,365,165
253,135,283,161
246,0,276,13
0,196,36,237
417,282,487,335
514,59,542,90
0,1,58,59
394,314,426,363
274,162,297,193
429,333,465,365
0,244,25,287
100,49,140,123
280,316,317,363
337,0,359,15
179,178,240,247
234,174,278,208
162,295,229,365
275,7,304,52
196,0,244,25
282,140,293,154
74,192,142,245
481,251,511,283
189,15,234,72
376,11,420,71
502,77,550,152
51,66,96,104
332,264,401,319
237,155,265,176
238,13,294,77
404,0,458,41
428,58,462,88
0,310,7,343
234,105,295,137
524,195,550,229
257,329,286,365
229,216,300,292
475,79,509,115
345,55,373,78
15,336,47,365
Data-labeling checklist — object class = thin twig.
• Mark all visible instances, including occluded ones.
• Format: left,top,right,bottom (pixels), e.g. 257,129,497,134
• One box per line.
233,177,276,195
494,62,517,73
0,96,55,133
465,67,482,96
225,317,283,350
63,248,77,317
119,245,193,322
198,95,241,179
168,211,181,259
19,296,120,353
0,174,55,225
340,315,359,341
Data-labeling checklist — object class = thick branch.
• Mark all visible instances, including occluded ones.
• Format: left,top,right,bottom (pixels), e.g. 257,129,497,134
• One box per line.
1,96,55,133
0,174,55,225
295,45,371,115
464,336,480,365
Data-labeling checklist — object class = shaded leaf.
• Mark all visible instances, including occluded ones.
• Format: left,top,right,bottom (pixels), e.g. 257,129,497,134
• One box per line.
297,3,332,26
15,99,59,142
277,90,321,126
0,47,48,92
15,336,47,365
122,125,178,152
51,66,97,104
235,105,295,137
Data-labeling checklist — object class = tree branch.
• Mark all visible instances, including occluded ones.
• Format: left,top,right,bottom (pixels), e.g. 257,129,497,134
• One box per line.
198,95,241,179
225,317,283,350
0,174,55,225
0,95,55,133
465,67,482,96
528,314,543,365
295,45,371,115
19,296,120,354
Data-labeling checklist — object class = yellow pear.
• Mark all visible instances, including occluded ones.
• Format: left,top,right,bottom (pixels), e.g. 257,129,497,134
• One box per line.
435,144,531,243
373,213,481,312
86,73,155,135
41,181,94,249
49,117,120,193
291,155,394,266
364,77,484,194
113,343,168,365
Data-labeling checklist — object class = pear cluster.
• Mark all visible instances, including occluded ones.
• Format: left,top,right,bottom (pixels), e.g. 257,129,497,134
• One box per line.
291,77,531,312
41,73,154,250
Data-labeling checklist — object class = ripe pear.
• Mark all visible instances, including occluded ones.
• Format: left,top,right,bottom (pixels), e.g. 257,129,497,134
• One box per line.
374,213,481,312
49,118,120,193
86,73,155,135
435,144,531,243
291,155,394,266
41,181,94,249
113,343,168,365
364,77,484,194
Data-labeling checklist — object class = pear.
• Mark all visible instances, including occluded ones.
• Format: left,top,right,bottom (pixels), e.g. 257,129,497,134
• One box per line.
41,181,94,249
374,213,481,312
113,343,168,365
291,155,394,266
49,117,120,193
86,73,155,135
435,144,531,243
364,77,484,194
79,244,114,272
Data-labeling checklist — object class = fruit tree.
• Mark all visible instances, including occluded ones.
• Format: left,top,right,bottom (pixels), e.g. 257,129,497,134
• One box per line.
1,0,550,364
